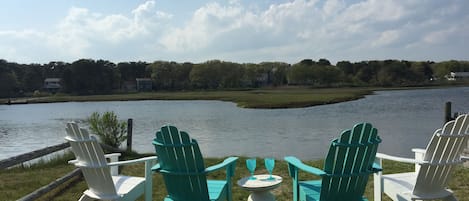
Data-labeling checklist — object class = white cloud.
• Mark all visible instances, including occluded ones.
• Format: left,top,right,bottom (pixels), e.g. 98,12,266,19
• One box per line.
323,0,346,17
372,30,400,47
423,29,454,44
28,1,172,62
0,0,468,64
159,2,247,52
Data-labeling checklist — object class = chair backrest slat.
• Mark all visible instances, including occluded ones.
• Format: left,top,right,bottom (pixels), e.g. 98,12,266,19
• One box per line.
321,123,380,201
65,122,117,198
153,125,209,201
356,124,378,196
414,114,469,195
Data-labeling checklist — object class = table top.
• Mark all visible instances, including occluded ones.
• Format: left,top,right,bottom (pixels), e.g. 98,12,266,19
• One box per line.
237,174,282,191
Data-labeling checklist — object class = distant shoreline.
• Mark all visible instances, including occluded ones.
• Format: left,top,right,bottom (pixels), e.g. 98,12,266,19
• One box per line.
1,85,467,109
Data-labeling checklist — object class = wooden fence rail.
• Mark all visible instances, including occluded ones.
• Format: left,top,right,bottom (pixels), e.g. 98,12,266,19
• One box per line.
0,142,70,170
17,168,82,201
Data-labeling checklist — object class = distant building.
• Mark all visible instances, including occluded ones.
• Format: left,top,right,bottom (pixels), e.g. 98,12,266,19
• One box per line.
255,71,274,87
122,81,137,92
44,78,61,93
446,72,469,81
136,78,152,91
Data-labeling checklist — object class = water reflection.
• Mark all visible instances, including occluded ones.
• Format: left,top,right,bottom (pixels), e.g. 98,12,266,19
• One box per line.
0,87,468,160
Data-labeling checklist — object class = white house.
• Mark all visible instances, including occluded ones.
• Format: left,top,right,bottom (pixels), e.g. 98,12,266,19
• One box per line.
446,72,469,81
44,78,62,93
136,78,152,91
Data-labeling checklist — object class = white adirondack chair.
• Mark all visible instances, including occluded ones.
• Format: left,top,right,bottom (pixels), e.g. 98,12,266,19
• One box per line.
65,122,157,201
374,114,469,201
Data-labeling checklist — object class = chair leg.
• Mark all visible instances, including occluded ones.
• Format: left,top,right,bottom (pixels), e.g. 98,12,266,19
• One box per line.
78,194,95,201
144,161,153,201
374,158,383,201
373,172,383,201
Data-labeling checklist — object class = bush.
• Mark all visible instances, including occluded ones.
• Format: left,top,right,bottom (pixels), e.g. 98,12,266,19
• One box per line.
88,111,127,148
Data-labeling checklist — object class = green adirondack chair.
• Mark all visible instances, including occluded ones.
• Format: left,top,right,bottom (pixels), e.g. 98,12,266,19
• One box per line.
285,122,382,201
152,125,238,201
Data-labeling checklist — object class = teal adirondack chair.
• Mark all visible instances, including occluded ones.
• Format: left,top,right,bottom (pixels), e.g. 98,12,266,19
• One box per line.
285,123,382,201
152,125,238,201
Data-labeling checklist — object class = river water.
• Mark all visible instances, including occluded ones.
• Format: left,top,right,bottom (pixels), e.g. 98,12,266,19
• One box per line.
0,87,468,161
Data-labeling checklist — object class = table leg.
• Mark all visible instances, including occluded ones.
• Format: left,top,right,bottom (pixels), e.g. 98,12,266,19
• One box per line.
248,190,275,201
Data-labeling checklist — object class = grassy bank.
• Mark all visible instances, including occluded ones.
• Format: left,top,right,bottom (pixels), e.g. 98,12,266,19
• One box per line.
1,87,373,109
1,154,468,201
3,84,469,109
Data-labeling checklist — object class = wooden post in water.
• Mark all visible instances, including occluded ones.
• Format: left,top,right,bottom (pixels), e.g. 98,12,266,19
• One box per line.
127,118,133,152
445,102,452,123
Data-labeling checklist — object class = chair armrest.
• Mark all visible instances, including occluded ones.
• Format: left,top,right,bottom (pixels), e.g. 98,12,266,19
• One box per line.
372,162,382,172
108,156,157,167
205,157,238,174
151,163,161,172
104,153,122,175
68,159,78,164
284,156,326,176
462,156,469,162
376,153,423,164
411,148,425,154
104,153,122,159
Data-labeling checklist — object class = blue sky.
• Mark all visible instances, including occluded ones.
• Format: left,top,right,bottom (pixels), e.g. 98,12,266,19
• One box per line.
1,0,468,65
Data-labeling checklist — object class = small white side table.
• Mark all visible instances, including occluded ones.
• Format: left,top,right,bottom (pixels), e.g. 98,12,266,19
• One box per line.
237,174,282,201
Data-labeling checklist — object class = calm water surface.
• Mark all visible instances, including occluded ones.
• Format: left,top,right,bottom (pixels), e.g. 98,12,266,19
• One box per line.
1,87,468,161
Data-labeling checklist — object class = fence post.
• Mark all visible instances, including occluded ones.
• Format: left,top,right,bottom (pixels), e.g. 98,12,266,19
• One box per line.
127,118,133,152
445,102,452,123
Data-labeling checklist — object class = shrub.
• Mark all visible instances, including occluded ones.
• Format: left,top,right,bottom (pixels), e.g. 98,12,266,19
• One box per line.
88,111,127,148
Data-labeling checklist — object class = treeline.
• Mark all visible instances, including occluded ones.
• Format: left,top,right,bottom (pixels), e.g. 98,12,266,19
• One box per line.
1,58,469,98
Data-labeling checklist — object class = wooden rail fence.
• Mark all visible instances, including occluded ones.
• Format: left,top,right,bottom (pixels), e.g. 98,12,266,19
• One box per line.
17,169,82,201
0,142,70,169
0,142,81,201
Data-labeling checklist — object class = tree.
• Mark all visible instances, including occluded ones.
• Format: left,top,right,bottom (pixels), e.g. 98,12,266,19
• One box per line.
0,72,18,98
317,58,331,66
410,62,433,83
377,60,412,86
336,61,354,75
189,61,221,89
313,65,343,86
287,62,314,85
432,60,463,79
64,59,116,94
354,62,375,84
0,60,19,97
266,62,289,86
88,111,127,148
299,59,314,66
241,64,258,87
22,64,44,92
117,61,149,83
149,61,192,90
218,61,243,88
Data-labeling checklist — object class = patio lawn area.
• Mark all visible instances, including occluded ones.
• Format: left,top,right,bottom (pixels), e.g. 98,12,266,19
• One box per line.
1,154,468,201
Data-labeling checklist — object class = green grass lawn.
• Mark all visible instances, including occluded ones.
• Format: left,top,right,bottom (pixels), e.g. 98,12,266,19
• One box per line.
1,87,373,109
1,154,468,201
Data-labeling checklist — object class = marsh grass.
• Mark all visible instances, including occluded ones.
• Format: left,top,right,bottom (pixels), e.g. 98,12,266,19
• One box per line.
1,87,373,109
1,155,468,201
